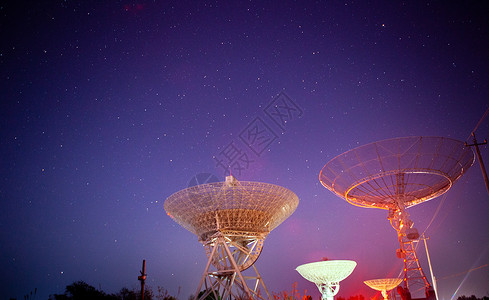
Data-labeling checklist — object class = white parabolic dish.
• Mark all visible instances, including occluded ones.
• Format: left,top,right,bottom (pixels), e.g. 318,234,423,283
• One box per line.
364,278,402,292
296,260,357,283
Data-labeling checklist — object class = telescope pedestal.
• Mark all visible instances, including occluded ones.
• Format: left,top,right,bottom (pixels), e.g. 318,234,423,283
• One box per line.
194,232,270,300
388,205,431,296
397,236,431,296
316,281,340,300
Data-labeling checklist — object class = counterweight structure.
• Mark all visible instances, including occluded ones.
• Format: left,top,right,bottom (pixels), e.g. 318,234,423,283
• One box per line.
165,176,299,300
319,137,474,299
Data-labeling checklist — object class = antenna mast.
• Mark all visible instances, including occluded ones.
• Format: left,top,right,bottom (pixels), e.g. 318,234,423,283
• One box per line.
138,259,146,300
422,234,438,300
465,133,489,197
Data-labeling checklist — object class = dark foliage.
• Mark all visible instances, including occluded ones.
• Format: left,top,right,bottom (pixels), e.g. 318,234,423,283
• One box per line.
48,281,116,300
48,281,173,300
156,287,177,300
457,296,489,300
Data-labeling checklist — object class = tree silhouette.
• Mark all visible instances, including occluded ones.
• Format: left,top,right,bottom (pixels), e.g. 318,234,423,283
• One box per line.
457,296,489,300
49,281,176,300
49,281,115,300
156,287,177,300
118,287,137,300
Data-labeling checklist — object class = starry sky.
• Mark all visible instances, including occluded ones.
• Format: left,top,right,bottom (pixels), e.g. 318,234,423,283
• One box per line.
1,1,489,300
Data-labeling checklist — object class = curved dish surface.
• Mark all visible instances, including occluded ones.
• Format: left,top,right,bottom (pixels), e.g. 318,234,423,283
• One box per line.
164,180,299,241
319,136,474,209
364,278,403,291
296,260,357,283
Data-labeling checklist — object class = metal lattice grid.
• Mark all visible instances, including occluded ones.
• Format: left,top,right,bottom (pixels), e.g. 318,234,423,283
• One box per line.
364,278,402,300
165,176,299,300
398,239,429,296
319,136,475,298
319,136,474,210
165,176,299,242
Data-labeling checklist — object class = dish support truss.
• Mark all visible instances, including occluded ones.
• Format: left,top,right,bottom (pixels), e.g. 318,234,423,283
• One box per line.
315,281,340,300
397,237,430,298
194,231,270,300
387,173,434,299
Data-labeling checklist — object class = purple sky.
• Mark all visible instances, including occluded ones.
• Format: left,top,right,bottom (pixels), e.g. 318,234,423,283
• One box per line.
1,1,488,300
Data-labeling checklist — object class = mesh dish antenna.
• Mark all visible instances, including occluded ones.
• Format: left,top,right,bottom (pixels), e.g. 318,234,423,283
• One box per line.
165,176,299,300
319,136,475,297
296,260,357,300
364,278,402,300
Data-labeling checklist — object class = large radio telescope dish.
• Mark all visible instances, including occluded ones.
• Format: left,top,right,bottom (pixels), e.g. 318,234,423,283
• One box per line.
296,260,357,300
165,176,299,300
319,136,474,210
165,176,299,241
364,278,402,300
319,136,474,297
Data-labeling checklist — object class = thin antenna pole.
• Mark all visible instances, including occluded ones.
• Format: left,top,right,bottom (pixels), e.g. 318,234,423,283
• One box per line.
465,133,489,197
467,106,489,141
138,259,146,300
422,234,438,300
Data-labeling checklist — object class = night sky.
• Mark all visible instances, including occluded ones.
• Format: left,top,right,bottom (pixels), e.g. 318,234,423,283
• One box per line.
1,1,489,300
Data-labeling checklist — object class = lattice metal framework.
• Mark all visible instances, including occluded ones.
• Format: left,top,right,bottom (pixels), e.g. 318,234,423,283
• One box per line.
296,260,357,300
165,176,299,300
319,136,474,209
398,239,429,295
364,278,402,300
319,137,475,298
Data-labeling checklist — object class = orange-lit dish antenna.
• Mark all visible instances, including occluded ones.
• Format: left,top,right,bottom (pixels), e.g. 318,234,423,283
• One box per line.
364,278,402,300
319,136,474,210
318,136,475,298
